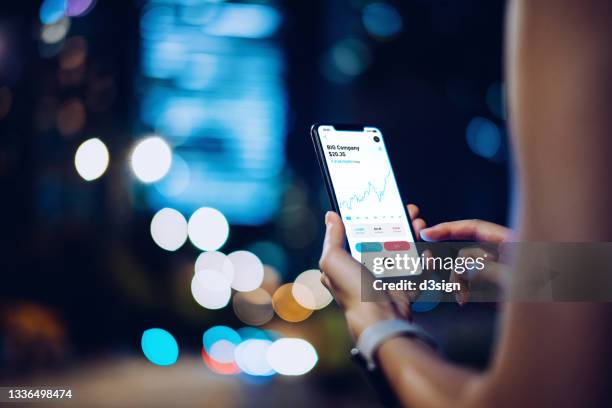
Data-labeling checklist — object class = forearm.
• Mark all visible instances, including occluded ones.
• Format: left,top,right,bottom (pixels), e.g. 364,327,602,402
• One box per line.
376,336,488,408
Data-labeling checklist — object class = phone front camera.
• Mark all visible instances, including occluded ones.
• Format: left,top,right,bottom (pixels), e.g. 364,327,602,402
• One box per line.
373,136,380,143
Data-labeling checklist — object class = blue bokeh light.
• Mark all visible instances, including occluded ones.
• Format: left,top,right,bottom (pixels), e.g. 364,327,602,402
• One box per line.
141,328,179,366
40,0,67,25
203,326,241,354
466,117,501,160
362,3,403,39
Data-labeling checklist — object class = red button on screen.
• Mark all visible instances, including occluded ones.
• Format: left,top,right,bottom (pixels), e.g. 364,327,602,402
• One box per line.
383,241,411,251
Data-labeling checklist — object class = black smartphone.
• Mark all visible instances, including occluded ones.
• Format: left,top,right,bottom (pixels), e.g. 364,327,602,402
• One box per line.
311,124,420,269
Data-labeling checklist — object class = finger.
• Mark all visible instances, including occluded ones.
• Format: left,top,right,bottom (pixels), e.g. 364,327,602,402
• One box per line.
449,269,470,305
412,218,426,239
406,204,420,221
420,220,510,243
322,211,345,258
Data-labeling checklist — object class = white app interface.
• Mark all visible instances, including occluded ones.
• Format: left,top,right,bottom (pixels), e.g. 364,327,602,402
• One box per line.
319,126,418,266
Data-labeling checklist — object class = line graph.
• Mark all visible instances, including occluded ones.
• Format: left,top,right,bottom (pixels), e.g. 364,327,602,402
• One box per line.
339,170,392,211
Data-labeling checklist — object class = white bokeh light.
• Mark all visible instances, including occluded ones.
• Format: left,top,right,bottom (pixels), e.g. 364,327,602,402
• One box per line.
191,269,231,310
209,339,237,364
74,138,109,181
195,251,234,283
234,339,274,376
228,250,264,292
293,269,333,310
266,338,318,376
130,136,172,183
150,208,187,251
188,207,229,251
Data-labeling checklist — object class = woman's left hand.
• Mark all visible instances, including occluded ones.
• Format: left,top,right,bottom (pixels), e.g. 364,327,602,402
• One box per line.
319,206,426,339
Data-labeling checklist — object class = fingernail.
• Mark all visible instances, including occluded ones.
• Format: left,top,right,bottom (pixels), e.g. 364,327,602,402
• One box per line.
325,211,332,225
419,229,432,241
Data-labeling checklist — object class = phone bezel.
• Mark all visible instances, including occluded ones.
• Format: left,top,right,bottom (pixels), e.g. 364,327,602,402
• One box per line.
310,123,418,248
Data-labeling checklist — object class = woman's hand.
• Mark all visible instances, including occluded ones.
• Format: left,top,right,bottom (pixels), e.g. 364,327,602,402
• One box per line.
319,204,427,339
420,219,512,304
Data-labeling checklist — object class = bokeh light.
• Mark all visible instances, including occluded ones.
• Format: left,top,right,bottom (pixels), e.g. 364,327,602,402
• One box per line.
130,136,172,183
74,137,109,181
188,207,229,251
266,338,318,376
322,38,372,83
40,0,66,25
261,265,281,295
232,289,274,326
272,283,313,323
149,208,187,251
66,0,96,17
153,153,191,197
141,328,179,366
59,36,87,71
362,2,403,39
57,98,86,136
203,326,241,353
228,250,264,292
202,347,240,375
292,269,333,310
466,117,501,160
234,339,275,376
191,269,232,310
195,251,234,283
40,17,71,45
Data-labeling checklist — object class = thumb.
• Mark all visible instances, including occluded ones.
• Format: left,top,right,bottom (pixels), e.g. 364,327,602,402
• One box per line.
322,211,345,257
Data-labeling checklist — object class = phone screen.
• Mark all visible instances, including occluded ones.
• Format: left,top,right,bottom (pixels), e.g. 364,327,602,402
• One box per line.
315,125,419,267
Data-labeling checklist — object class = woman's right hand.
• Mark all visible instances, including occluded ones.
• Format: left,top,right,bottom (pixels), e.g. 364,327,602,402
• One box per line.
420,219,512,304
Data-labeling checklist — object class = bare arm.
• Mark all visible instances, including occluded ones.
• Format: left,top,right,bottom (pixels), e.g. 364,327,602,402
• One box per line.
355,1,612,406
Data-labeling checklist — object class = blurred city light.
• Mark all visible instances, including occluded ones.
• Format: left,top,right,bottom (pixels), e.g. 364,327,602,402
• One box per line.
187,207,229,251
272,284,313,323
153,153,191,197
194,251,234,283
332,38,372,77
292,269,333,310
209,339,236,364
149,208,187,251
191,269,232,310
261,265,281,295
203,3,281,39
234,339,275,376
40,0,66,25
232,288,274,326
466,117,501,160
227,250,264,292
266,338,318,376
40,17,71,45
66,0,96,17
131,136,173,183
362,2,403,39
138,0,287,225
141,328,179,366
57,98,86,136
203,326,241,353
202,347,240,375
74,137,109,181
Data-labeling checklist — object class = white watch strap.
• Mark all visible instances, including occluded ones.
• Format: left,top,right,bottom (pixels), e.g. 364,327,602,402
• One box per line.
355,319,436,370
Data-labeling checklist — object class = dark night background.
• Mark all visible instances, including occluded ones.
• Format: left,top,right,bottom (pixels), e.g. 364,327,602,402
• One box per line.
0,1,507,406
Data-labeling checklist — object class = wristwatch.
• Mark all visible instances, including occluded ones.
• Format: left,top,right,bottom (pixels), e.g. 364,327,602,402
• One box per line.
352,319,438,371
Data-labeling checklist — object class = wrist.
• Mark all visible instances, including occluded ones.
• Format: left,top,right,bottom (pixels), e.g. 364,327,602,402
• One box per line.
345,302,399,340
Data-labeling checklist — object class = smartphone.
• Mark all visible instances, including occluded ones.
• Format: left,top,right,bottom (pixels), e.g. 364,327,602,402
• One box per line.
311,124,421,275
